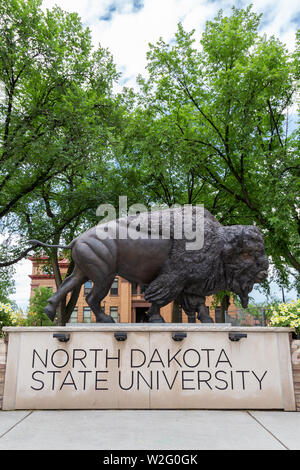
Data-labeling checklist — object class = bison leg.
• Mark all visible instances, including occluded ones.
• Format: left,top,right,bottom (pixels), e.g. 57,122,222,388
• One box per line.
85,277,115,323
177,293,212,323
176,292,199,323
186,311,197,323
72,240,117,323
147,303,165,323
45,267,86,321
197,303,214,323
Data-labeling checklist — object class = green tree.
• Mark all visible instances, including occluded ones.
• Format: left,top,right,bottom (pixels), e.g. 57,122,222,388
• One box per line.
0,0,125,317
14,156,129,326
27,286,54,326
0,265,15,304
126,6,300,292
0,0,90,217
0,0,120,238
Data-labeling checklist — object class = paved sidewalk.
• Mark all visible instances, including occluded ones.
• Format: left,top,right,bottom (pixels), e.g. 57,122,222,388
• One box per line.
0,410,299,450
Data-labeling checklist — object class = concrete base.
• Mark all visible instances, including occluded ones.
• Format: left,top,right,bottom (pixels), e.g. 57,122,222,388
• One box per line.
0,410,299,450
2,325,296,411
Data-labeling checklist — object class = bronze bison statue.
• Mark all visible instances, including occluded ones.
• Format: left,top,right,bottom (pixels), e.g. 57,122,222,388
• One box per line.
29,207,268,323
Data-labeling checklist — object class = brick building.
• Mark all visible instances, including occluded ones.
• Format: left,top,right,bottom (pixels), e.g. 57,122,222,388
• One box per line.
29,256,237,323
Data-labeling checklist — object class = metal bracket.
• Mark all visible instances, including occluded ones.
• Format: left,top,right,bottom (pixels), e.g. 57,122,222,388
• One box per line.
114,332,127,341
53,333,70,342
172,332,187,342
229,332,247,342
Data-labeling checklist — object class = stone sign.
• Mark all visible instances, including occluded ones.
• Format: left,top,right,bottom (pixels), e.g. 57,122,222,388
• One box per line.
2,325,296,410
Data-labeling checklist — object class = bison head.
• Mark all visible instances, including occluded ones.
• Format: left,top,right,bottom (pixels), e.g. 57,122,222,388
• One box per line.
222,225,268,308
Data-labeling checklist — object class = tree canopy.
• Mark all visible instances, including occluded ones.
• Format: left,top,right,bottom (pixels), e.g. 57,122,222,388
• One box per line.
0,1,123,266
121,5,300,293
0,0,130,315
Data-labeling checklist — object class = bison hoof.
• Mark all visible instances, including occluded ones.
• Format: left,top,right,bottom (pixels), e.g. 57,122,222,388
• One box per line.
148,315,165,323
44,305,56,322
199,316,214,323
97,314,115,323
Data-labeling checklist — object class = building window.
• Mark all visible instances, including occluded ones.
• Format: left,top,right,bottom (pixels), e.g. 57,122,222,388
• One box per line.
70,307,78,324
110,306,119,323
110,277,118,296
140,284,147,294
83,307,91,323
84,281,92,296
131,282,138,295
41,266,52,275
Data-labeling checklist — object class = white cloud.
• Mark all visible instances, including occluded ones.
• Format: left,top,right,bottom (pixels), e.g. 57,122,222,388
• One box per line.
42,0,144,24
41,0,299,89
252,0,299,48
90,0,203,86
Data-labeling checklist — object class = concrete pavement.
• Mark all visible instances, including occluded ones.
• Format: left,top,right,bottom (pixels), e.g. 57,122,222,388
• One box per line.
0,410,299,450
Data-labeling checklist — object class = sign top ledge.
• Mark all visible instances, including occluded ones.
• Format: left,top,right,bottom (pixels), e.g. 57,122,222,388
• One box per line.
3,324,293,333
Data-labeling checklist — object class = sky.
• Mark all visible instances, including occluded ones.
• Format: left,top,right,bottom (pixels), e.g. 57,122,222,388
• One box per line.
40,0,300,89
10,0,300,311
